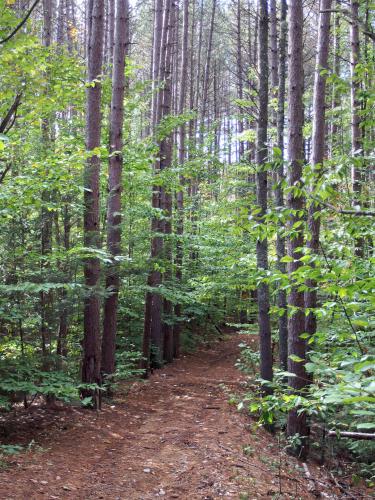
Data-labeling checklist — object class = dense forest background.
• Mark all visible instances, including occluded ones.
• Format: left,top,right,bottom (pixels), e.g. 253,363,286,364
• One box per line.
0,0,374,482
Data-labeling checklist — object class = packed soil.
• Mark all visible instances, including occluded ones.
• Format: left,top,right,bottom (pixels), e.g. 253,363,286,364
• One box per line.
0,333,372,499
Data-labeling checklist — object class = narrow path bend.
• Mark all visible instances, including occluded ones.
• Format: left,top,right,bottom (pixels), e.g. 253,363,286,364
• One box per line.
0,334,359,499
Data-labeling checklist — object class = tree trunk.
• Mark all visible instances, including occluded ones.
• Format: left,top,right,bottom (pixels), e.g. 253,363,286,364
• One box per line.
329,2,340,155
305,0,332,346
276,0,288,371
151,0,164,128
142,0,170,373
174,0,190,359
350,0,364,257
255,0,273,390
269,0,278,93
101,0,129,379
286,0,308,459
40,0,53,374
199,0,216,144
56,203,71,361
82,0,105,407
160,0,177,364
236,0,244,159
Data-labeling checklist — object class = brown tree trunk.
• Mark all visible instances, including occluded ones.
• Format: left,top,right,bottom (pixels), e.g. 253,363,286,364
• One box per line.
255,0,272,390
174,0,190,359
269,0,278,94
142,0,170,373
329,2,340,155
276,0,288,371
286,0,308,459
101,0,129,378
56,204,71,361
350,0,364,257
57,0,65,45
199,0,216,144
151,0,164,128
236,0,244,159
305,0,332,346
40,0,53,372
82,0,105,407
161,0,177,364
188,0,196,155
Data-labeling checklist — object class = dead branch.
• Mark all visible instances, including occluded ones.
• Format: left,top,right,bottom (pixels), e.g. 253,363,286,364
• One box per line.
328,430,375,441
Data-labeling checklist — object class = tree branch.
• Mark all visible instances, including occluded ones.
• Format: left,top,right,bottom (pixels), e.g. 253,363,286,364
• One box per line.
0,0,41,45
328,431,375,441
0,164,12,185
320,8,375,42
0,93,22,134
311,196,375,217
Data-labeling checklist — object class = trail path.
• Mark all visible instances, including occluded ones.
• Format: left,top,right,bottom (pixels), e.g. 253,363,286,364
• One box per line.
0,334,367,499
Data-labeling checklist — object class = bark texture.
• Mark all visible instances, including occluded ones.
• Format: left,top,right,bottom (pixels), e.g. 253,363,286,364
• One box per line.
174,0,190,359
276,0,288,371
350,0,364,257
305,0,332,341
101,0,129,377
255,0,272,389
82,0,105,406
286,0,308,459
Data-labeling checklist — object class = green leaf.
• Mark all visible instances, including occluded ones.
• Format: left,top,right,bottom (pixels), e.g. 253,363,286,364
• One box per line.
289,354,305,363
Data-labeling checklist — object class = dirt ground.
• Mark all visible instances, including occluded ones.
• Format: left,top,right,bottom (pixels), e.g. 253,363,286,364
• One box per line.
0,333,372,499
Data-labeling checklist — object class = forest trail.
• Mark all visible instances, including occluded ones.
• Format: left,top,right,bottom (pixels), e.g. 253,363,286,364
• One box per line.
0,334,361,499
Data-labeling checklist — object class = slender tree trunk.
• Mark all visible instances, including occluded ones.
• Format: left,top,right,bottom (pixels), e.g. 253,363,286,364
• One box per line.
161,0,177,364
305,0,332,345
286,0,308,459
57,0,65,45
350,0,364,257
255,0,272,390
199,0,216,143
236,0,244,159
194,0,204,141
56,203,70,360
276,0,288,371
174,0,189,359
330,2,340,155
82,0,105,407
268,0,278,197
142,0,170,373
40,0,53,373
269,0,278,94
151,0,164,128
101,0,129,378
107,0,115,70
188,0,196,155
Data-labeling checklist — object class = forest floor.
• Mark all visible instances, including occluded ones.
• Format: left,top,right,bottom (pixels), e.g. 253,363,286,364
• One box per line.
0,332,372,499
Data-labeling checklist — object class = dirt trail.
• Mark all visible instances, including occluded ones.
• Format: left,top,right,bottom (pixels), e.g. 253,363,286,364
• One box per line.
0,334,368,499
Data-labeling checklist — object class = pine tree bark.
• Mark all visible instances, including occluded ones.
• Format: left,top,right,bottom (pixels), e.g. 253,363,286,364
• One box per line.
276,0,288,371
350,0,364,257
40,0,53,371
82,0,105,406
329,3,340,155
101,0,129,378
286,0,308,459
256,0,272,389
236,0,244,159
161,0,177,364
143,0,170,373
174,0,190,359
151,0,164,128
200,0,216,143
305,0,332,345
